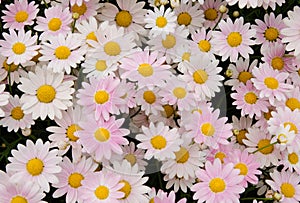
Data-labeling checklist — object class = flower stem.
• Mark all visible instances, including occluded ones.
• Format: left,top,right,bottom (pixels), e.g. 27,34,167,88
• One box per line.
252,141,278,154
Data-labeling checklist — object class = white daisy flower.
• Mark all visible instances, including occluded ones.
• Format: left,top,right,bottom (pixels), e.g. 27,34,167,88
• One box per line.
0,55,27,85
0,84,10,117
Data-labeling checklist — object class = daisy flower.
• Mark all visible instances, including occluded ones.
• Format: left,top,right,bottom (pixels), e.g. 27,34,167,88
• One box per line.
144,5,177,39
35,5,72,41
190,28,215,58
0,84,10,117
0,29,40,65
0,55,27,85
164,174,195,193
191,159,244,203
6,139,62,192
0,95,34,132
136,122,183,161
251,63,293,105
200,0,227,29
18,66,74,120
280,150,300,174
173,44,192,73
39,33,86,74
52,156,98,203
212,17,256,62
271,124,296,153
231,115,253,146
1,0,39,30
266,170,300,203
149,104,177,129
206,143,234,164
74,16,99,46
277,86,300,111
76,116,129,162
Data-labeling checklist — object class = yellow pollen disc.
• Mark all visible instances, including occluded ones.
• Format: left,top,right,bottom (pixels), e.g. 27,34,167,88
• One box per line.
3,59,18,72
124,154,137,166
204,8,218,21
257,139,273,154
227,32,242,47
175,147,189,163
15,11,29,23
264,27,279,42
86,31,98,41
143,90,156,104
138,63,153,77
209,178,226,193
12,42,26,55
149,198,155,203
94,185,109,200
214,152,226,163
173,87,186,99
55,46,71,59
71,3,87,16
264,77,279,89
115,10,132,27
281,183,295,198
36,85,56,103
118,180,131,199
284,122,298,134
10,196,28,203
177,12,192,26
66,124,81,141
198,40,211,52
156,16,167,28
151,135,167,150
271,57,284,70
26,158,44,176
244,92,257,104
162,34,176,49
201,122,215,136
182,52,191,61
288,153,299,164
11,106,24,120
236,129,247,145
95,60,107,71
94,90,109,104
48,18,62,31
68,173,84,188
234,162,248,175
286,98,300,111
104,41,121,56
264,110,272,120
94,128,110,142
193,69,208,84
163,104,174,118
238,71,252,84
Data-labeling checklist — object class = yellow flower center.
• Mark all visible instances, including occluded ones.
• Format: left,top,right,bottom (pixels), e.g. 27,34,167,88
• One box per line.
204,8,218,21
215,152,226,163
181,52,191,61
271,57,284,70
95,60,107,71
26,158,44,176
227,32,242,47
12,42,26,55
257,139,273,154
48,18,62,31
66,124,81,141
3,59,18,72
124,154,137,166
163,104,174,118
15,11,29,23
175,147,189,163
198,40,211,52
11,106,24,120
94,185,109,200
238,71,252,84
149,198,154,203
234,162,248,175
115,10,132,27
94,128,110,142
264,110,272,120
288,152,299,164
236,129,247,145
143,90,156,104
55,46,71,59
173,87,186,99
209,178,226,193
151,135,167,150
68,172,84,188
264,27,279,42
36,85,56,103
104,41,121,56
264,77,279,89
244,92,257,104
285,98,300,111
156,16,167,28
94,90,109,104
71,3,87,16
177,12,192,26
278,133,288,144
281,183,295,198
10,196,28,203
201,122,215,136
162,34,176,49
284,122,298,134
86,31,98,41
138,63,153,77
193,69,208,84
118,180,131,199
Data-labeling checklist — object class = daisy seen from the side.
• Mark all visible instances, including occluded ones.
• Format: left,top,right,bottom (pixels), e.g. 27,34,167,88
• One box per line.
200,0,227,29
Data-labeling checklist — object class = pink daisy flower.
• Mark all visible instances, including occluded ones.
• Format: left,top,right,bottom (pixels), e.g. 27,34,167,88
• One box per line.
0,55,27,85
200,0,227,29
114,80,136,114
251,63,293,105
147,188,186,203
191,159,244,203
76,116,129,162
190,27,215,58
276,86,300,111
212,17,256,62
206,143,234,164
1,0,39,30
231,115,253,147
280,150,300,174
